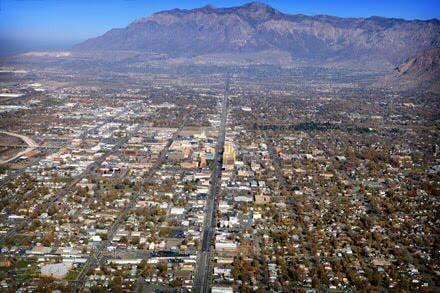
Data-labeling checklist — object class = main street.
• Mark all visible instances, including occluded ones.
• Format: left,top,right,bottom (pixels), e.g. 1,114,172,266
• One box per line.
193,75,229,293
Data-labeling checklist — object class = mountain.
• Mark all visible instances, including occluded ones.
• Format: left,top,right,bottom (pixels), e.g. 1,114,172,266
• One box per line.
380,47,440,90
395,47,440,77
74,2,440,68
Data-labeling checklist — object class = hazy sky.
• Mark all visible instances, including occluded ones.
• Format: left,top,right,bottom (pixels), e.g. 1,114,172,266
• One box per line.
1,0,439,54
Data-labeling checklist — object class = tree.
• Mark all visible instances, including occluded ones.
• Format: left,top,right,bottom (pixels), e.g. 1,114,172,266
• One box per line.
170,277,183,288
140,261,154,277
157,262,168,277
42,231,55,246
370,270,382,287
312,276,319,288
109,275,123,293
242,203,249,214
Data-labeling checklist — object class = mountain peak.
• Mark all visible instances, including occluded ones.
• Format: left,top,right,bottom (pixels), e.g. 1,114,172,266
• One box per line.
239,1,279,14
200,4,216,10
234,1,282,24
243,1,273,9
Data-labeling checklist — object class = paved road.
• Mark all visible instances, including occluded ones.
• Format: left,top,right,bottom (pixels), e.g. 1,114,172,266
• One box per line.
262,132,288,189
0,131,39,165
262,132,299,208
72,114,189,292
193,76,229,293
0,144,59,149
103,249,194,260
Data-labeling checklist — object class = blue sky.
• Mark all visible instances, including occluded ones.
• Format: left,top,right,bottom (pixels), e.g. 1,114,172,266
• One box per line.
0,0,439,54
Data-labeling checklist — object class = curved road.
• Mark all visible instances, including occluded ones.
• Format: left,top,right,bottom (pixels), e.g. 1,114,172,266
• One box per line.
0,131,39,165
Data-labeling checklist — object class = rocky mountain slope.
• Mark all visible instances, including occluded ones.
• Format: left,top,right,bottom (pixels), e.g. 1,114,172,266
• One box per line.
380,47,440,90
395,47,440,77
73,2,440,68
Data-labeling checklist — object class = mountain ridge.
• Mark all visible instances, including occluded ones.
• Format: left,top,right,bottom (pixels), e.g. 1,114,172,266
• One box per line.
73,2,440,69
